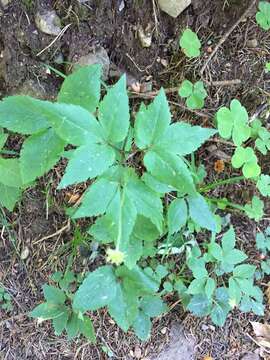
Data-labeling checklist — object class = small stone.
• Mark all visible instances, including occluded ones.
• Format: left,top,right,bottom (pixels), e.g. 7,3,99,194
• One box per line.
76,47,110,80
161,327,167,334
247,39,258,48
158,0,191,18
201,324,209,331
35,11,62,36
21,247,30,260
1,0,11,7
138,25,152,48
134,346,142,359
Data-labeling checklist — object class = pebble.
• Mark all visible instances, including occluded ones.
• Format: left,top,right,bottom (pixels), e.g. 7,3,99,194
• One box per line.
247,39,258,48
21,247,30,260
1,0,11,7
134,346,142,359
35,10,62,36
76,47,110,80
138,25,152,48
158,0,191,18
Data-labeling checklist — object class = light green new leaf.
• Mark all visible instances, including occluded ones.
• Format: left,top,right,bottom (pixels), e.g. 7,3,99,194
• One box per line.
132,311,151,341
144,150,196,196
135,88,170,149
217,99,251,146
66,312,80,340
79,316,96,342
0,158,22,188
73,266,118,312
0,183,21,211
52,310,69,336
187,194,217,232
178,80,193,97
156,122,216,156
98,75,130,143
167,198,187,234
58,65,101,113
20,128,65,183
244,196,264,221
0,96,49,134
266,62,270,72
43,285,66,304
257,175,270,197
179,29,201,58
58,143,115,188
256,1,270,30
231,146,260,179
208,242,223,261
72,178,118,218
140,295,167,317
255,127,270,155
179,80,207,110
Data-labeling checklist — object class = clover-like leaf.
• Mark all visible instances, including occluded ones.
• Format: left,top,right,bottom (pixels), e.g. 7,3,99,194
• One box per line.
244,196,264,222
257,174,270,197
179,29,201,58
217,99,251,146
255,127,270,155
231,146,261,179
256,1,270,30
178,80,207,109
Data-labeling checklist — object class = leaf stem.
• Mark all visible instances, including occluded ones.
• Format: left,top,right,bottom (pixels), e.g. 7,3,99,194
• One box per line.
205,197,245,212
199,176,245,193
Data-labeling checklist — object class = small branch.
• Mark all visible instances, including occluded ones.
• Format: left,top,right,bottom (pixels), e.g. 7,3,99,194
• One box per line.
33,220,70,245
200,0,257,74
36,24,72,57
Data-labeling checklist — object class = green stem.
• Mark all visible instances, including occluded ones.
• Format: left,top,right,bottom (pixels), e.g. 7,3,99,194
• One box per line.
199,176,245,193
205,197,245,212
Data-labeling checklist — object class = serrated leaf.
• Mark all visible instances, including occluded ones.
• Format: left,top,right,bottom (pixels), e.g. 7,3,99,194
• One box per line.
72,178,118,218
221,227,235,253
79,316,96,342
179,29,201,58
233,264,256,279
205,278,216,299
208,242,223,261
66,312,80,340
187,194,217,232
58,143,115,188
142,172,174,194
135,88,170,149
20,128,65,183
187,294,211,316
132,311,151,341
141,295,167,317
125,236,143,269
156,122,216,156
0,158,22,187
257,174,270,197
30,303,67,320
98,75,129,143
223,249,247,265
0,183,21,211
133,215,160,242
167,198,187,234
244,196,264,221
73,266,118,312
43,285,66,304
211,303,228,326
187,277,207,295
53,310,69,335
144,149,196,196
58,65,101,113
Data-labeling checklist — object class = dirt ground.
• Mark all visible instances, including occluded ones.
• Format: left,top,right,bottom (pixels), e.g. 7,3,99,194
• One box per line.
0,0,270,359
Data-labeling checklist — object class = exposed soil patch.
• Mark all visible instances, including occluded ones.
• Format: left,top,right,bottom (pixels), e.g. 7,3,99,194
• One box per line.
0,0,269,359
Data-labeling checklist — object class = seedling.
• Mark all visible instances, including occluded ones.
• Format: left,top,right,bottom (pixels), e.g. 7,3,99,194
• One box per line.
178,80,207,109
256,227,270,275
257,174,270,197
256,1,270,30
179,29,201,58
244,196,264,222
231,146,261,179
266,62,270,72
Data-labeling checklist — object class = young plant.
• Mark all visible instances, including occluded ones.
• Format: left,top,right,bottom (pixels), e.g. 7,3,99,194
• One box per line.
266,62,270,72
178,80,207,109
179,29,201,58
256,227,270,275
256,1,270,30
0,286,13,312
30,270,96,341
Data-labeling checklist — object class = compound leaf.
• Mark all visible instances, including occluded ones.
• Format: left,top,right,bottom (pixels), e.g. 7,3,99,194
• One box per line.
187,194,217,232
244,196,264,221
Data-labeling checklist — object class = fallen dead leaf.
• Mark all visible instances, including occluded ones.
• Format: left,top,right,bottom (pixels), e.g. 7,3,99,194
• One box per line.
251,321,270,349
203,356,213,360
265,283,270,306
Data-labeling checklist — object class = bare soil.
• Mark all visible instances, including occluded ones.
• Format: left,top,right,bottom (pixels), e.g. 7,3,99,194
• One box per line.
0,0,270,359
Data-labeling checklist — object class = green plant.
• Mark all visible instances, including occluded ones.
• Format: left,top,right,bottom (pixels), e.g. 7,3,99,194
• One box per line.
31,270,96,341
256,1,270,30
0,286,13,311
0,62,268,340
179,29,201,58
178,80,207,109
256,227,270,275
266,62,270,72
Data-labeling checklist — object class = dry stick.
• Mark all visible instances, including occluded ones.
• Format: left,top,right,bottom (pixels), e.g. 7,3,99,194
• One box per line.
36,24,72,57
200,0,257,75
33,220,70,245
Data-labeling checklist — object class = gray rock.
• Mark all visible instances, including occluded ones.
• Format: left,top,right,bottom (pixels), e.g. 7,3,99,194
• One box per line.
158,0,191,18
76,47,110,80
35,11,62,36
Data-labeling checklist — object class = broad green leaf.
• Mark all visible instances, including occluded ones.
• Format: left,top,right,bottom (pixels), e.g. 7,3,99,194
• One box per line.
208,242,223,261
79,316,96,342
187,294,211,316
20,128,65,183
256,1,270,30
0,96,49,134
156,122,216,156
221,227,235,253
58,143,115,188
223,249,247,265
205,278,216,299
132,311,151,341
167,198,187,234
58,65,101,113
135,88,170,149
43,285,66,304
187,277,207,295
133,215,160,242
178,80,193,98
126,176,163,233
142,172,174,194
66,312,80,340
244,196,264,221
217,100,251,146
53,310,69,335
179,29,201,58
125,236,143,269
140,295,167,317
30,303,67,320
0,183,21,211
231,146,260,179
233,264,256,279
0,158,22,187
0,131,8,150
73,266,118,312
211,288,231,327
256,231,270,254
72,178,118,218
257,174,270,197
88,213,116,244
98,76,129,143
144,150,196,196
187,257,208,278
187,194,217,232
